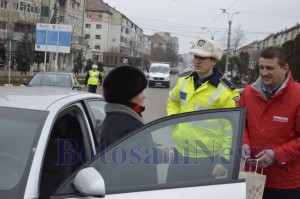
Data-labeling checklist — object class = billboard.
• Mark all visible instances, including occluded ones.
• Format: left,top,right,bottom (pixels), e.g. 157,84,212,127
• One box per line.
35,23,72,53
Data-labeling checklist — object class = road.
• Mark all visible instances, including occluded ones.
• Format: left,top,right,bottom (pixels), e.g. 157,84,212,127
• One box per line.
82,75,179,123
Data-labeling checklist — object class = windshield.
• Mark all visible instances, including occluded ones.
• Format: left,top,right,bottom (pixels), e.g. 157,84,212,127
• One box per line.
29,73,72,87
0,107,47,198
150,66,170,74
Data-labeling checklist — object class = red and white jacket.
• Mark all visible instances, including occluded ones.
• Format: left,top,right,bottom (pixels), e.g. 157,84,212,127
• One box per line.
239,71,300,189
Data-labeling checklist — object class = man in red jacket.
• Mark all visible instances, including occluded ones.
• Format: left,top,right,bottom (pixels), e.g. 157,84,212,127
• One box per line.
239,46,300,199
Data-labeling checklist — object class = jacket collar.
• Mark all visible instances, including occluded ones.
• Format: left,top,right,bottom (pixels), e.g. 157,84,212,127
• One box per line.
187,67,223,88
251,71,291,99
105,103,144,124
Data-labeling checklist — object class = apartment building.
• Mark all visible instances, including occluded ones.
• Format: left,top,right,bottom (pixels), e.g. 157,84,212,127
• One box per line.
0,0,86,71
239,23,300,59
157,32,179,54
0,0,41,68
0,0,153,70
84,0,151,67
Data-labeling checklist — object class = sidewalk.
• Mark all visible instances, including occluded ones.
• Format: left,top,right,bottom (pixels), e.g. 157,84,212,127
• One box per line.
0,70,88,77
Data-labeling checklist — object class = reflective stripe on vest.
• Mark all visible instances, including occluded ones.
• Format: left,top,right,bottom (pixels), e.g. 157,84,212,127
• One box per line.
179,78,227,108
179,78,188,107
206,84,227,105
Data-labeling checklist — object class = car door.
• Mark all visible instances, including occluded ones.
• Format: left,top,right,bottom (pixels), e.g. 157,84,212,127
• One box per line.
52,108,246,199
85,99,106,147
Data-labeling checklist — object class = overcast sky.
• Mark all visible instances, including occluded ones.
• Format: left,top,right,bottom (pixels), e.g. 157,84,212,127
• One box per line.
103,0,300,54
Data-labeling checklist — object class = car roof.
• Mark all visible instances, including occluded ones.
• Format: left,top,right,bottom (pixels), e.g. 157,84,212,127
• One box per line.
34,71,74,75
0,87,101,110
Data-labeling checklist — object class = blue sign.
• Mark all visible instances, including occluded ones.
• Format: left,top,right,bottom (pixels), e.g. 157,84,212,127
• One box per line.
35,23,72,53
59,31,71,46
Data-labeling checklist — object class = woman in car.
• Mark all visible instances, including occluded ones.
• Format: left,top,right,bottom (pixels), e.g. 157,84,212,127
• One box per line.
99,65,148,148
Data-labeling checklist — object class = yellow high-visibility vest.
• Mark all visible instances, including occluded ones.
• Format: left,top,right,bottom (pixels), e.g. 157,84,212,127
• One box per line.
167,74,240,159
88,70,100,85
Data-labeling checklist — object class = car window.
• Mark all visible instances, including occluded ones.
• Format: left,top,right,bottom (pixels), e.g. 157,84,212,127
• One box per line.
29,73,73,87
29,74,44,85
54,75,71,87
72,75,80,85
86,100,106,145
150,66,170,73
0,107,47,197
89,108,245,194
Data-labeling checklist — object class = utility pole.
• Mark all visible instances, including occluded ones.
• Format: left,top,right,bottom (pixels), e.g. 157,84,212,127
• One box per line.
6,2,13,85
222,9,239,78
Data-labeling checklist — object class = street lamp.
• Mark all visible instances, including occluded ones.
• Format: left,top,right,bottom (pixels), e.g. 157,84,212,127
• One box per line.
49,0,60,71
50,0,60,24
222,9,239,78
207,30,219,40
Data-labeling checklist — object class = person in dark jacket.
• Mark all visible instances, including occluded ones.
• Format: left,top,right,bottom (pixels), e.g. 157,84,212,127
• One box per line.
20,58,27,75
99,65,147,148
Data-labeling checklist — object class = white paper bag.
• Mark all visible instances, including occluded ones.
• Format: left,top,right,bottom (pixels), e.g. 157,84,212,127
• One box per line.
239,160,266,199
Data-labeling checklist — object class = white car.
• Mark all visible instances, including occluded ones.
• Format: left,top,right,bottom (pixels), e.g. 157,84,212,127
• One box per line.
0,87,246,199
28,71,82,91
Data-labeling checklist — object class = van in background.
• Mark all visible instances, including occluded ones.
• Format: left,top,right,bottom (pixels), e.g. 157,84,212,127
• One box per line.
148,62,170,88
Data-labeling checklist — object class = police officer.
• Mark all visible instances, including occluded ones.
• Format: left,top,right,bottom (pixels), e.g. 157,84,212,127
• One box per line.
166,38,240,181
85,64,102,93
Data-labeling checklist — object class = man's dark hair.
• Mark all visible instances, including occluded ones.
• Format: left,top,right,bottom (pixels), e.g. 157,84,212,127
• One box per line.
260,46,288,67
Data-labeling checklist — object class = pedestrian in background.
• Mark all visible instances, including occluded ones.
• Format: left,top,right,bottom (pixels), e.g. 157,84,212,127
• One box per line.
99,66,147,147
84,64,102,93
239,46,300,199
166,38,240,181
20,58,27,75
74,62,80,76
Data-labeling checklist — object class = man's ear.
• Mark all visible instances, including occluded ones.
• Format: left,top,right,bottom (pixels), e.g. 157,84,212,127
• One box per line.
212,58,217,65
283,64,289,72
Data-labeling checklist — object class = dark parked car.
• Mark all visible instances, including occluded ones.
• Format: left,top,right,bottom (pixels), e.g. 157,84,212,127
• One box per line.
28,71,81,90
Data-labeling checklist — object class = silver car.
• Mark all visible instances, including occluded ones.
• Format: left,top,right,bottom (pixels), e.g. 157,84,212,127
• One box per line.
28,71,82,90
0,87,246,199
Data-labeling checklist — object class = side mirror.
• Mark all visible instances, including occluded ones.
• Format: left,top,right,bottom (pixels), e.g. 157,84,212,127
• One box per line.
72,85,82,91
73,167,105,197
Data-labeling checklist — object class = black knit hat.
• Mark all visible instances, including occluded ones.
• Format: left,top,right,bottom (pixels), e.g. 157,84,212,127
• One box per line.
103,66,147,104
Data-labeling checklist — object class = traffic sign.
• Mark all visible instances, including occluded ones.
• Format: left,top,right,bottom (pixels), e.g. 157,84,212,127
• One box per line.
4,40,17,52
249,61,256,69
35,23,72,53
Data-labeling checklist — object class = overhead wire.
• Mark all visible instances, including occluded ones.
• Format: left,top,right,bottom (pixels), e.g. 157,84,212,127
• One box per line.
157,0,175,21
107,0,299,52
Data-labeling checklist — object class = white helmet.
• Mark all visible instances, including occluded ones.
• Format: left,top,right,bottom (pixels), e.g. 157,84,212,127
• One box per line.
189,38,223,61
92,64,98,69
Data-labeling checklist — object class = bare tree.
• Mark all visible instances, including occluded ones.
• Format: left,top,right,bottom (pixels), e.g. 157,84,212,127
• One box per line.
220,23,246,55
13,0,42,66
231,24,246,56
151,46,167,62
